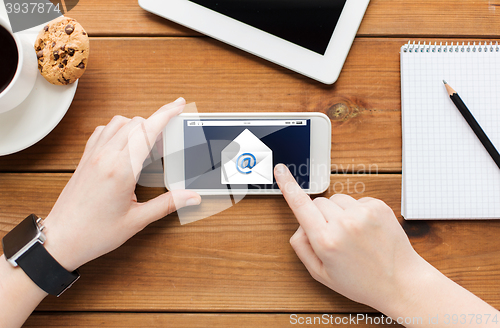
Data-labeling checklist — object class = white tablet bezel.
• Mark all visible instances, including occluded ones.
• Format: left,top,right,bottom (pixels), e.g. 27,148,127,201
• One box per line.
139,0,369,84
163,113,331,195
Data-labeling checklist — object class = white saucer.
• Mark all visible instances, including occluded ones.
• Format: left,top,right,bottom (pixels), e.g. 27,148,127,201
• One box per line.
0,11,77,156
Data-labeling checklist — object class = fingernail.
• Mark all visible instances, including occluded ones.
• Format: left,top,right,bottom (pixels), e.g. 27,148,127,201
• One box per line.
174,98,185,114
186,197,201,206
275,164,287,176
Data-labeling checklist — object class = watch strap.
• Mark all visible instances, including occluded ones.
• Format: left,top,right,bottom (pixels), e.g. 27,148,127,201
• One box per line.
16,241,80,297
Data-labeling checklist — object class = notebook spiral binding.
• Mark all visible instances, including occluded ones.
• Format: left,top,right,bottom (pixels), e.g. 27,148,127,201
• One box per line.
402,41,500,53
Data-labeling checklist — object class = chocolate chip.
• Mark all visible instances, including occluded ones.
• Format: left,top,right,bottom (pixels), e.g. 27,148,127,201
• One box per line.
67,48,75,56
52,42,56,47
36,50,44,59
62,76,70,84
53,51,59,60
83,31,87,35
44,26,48,32
62,59,68,65
59,64,64,68
65,24,74,35
40,58,43,62
77,63,85,69
61,53,66,59
61,45,65,51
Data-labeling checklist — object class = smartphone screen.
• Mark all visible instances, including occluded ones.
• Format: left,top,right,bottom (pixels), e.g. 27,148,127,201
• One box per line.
183,119,311,190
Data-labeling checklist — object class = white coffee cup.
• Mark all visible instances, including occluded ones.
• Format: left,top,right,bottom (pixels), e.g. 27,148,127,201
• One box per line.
0,16,37,114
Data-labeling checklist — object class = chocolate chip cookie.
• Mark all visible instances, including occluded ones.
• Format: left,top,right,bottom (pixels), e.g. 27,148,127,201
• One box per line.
34,17,89,85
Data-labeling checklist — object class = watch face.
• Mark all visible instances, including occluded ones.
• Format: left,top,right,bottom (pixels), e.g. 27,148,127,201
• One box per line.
2,214,40,259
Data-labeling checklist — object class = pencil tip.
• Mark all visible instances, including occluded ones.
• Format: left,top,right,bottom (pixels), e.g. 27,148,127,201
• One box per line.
443,81,455,95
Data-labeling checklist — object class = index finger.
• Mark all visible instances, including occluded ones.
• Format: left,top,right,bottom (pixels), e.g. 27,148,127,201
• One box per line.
146,97,186,136
274,164,327,240
127,98,186,170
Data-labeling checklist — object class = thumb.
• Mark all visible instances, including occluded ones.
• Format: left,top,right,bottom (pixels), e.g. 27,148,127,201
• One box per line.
137,189,201,226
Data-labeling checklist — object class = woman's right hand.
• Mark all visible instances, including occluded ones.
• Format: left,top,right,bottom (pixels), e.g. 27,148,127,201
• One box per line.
274,163,429,314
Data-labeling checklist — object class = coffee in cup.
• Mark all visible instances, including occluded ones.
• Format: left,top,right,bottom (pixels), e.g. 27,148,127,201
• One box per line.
0,25,18,94
0,16,37,114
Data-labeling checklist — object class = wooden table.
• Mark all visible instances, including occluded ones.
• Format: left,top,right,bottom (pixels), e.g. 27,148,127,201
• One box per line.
1,1,500,327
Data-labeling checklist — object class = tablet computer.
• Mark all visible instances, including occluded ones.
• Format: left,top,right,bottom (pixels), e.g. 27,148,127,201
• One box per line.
139,0,370,84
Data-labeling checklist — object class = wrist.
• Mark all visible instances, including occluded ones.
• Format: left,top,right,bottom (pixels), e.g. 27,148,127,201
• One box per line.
379,253,499,326
378,253,437,319
0,254,48,326
42,214,81,272
0,254,47,296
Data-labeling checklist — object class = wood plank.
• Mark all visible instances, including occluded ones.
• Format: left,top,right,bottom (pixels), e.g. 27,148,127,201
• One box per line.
0,37,405,172
5,37,498,172
361,0,500,38
67,0,500,38
23,313,402,327
2,173,500,311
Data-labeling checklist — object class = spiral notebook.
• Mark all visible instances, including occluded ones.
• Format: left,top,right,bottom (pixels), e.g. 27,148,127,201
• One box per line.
401,41,500,220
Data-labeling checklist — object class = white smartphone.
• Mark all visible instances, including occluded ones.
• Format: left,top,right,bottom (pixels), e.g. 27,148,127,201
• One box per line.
163,113,331,195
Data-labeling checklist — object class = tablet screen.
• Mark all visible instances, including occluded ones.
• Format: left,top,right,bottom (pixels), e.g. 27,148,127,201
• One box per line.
188,0,347,55
183,119,311,190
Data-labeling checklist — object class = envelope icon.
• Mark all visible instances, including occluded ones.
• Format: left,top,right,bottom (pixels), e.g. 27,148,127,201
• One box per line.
221,129,273,184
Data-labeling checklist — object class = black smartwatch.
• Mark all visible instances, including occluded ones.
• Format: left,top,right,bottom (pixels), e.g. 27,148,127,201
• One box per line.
1,214,80,296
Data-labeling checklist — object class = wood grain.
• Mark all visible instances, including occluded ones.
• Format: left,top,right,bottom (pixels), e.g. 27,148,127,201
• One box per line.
0,37,406,172
2,173,500,312
0,0,497,325
23,313,402,327
67,0,500,38
3,37,498,172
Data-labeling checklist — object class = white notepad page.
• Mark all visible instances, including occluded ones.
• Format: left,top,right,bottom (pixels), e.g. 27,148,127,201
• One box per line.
401,42,500,219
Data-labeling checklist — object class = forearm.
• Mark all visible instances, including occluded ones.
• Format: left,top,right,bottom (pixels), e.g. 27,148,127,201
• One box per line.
381,256,499,328
0,254,47,328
